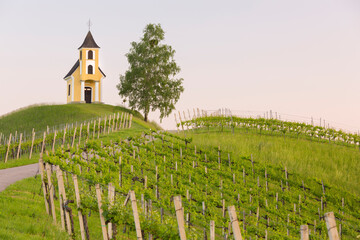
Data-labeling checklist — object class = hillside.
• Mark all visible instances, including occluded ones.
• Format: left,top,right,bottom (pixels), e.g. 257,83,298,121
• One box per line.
180,115,360,196
0,104,145,137
0,104,159,240
0,113,359,239
185,131,360,197
0,103,160,168
40,130,360,239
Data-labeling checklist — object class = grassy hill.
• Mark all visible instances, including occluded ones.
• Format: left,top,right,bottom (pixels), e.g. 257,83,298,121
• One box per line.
0,104,160,240
0,111,359,239
0,103,160,169
184,130,360,197
0,103,150,137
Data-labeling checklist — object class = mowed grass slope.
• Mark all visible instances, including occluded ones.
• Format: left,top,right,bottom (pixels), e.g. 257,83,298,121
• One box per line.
0,104,146,136
0,103,160,169
185,130,360,196
0,177,70,240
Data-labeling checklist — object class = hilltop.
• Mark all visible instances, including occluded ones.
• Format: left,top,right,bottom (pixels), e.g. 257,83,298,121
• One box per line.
0,103,155,137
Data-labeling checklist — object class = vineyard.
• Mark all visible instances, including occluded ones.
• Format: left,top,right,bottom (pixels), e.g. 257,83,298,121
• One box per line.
40,129,360,239
178,115,360,149
0,112,133,163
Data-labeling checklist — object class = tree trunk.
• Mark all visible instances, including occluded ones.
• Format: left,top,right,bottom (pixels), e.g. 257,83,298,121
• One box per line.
144,113,148,122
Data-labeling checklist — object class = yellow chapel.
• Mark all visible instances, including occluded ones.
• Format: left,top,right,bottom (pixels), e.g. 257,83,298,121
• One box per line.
64,31,105,103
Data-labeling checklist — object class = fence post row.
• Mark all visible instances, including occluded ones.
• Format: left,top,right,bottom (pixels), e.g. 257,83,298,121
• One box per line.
1,111,135,162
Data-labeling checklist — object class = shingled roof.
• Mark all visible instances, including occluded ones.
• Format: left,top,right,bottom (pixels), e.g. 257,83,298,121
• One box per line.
64,60,79,79
99,67,106,77
78,31,100,49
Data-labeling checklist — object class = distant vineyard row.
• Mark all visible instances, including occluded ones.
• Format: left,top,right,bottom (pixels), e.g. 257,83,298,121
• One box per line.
0,112,133,162
179,116,360,148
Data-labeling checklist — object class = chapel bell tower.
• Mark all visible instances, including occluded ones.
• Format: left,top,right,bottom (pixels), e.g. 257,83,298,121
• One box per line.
63,30,106,103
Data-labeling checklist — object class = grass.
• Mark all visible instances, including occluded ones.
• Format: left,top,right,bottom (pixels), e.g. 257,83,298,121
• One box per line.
0,103,144,137
184,129,360,196
0,177,70,240
0,153,39,170
0,126,151,239
0,176,138,240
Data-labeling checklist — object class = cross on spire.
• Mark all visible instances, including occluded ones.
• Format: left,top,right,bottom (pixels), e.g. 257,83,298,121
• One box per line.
87,19,92,31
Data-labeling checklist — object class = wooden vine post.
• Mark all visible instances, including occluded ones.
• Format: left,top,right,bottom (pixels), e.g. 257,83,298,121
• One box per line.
129,114,133,128
87,122,90,141
56,167,65,230
115,112,119,131
108,183,115,239
56,166,72,234
174,113,180,133
98,118,101,139
93,120,96,139
38,156,49,215
210,220,215,240
45,163,57,223
112,113,115,132
104,115,107,134
73,175,86,240
79,123,82,145
228,205,243,240
16,133,22,159
95,183,109,240
41,132,47,153
128,190,142,239
119,113,123,129
174,196,187,240
324,212,340,240
71,127,77,148
5,133,11,163
300,225,309,240
52,131,57,153
107,115,111,134
62,126,67,147
29,131,35,159
123,113,126,129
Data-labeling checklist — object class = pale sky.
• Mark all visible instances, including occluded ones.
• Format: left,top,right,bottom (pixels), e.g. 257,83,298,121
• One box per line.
0,0,359,131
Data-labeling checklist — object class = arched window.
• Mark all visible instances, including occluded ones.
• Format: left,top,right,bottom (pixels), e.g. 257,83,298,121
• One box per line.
88,50,93,59
88,65,93,74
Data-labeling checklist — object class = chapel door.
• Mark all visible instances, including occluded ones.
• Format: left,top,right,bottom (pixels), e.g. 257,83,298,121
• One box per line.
85,87,92,103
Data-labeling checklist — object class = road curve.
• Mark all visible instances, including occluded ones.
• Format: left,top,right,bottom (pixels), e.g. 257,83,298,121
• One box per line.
0,163,39,192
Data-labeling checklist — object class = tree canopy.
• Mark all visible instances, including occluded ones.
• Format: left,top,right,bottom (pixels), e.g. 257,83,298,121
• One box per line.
117,23,184,122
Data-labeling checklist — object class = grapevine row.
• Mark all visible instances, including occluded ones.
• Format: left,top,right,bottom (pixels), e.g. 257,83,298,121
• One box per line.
40,130,359,239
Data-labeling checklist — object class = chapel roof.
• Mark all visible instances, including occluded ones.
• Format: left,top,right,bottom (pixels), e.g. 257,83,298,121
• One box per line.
64,60,79,79
78,31,100,49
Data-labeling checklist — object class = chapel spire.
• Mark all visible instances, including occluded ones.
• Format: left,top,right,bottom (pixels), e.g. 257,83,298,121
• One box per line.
78,31,100,49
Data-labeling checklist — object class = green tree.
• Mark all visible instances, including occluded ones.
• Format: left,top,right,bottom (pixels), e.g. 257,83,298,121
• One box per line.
117,23,184,122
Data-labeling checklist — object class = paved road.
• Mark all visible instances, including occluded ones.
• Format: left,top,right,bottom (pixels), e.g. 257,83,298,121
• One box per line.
0,163,39,192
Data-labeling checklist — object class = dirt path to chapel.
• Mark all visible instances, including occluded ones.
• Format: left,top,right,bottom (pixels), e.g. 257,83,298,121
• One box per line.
0,163,38,192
